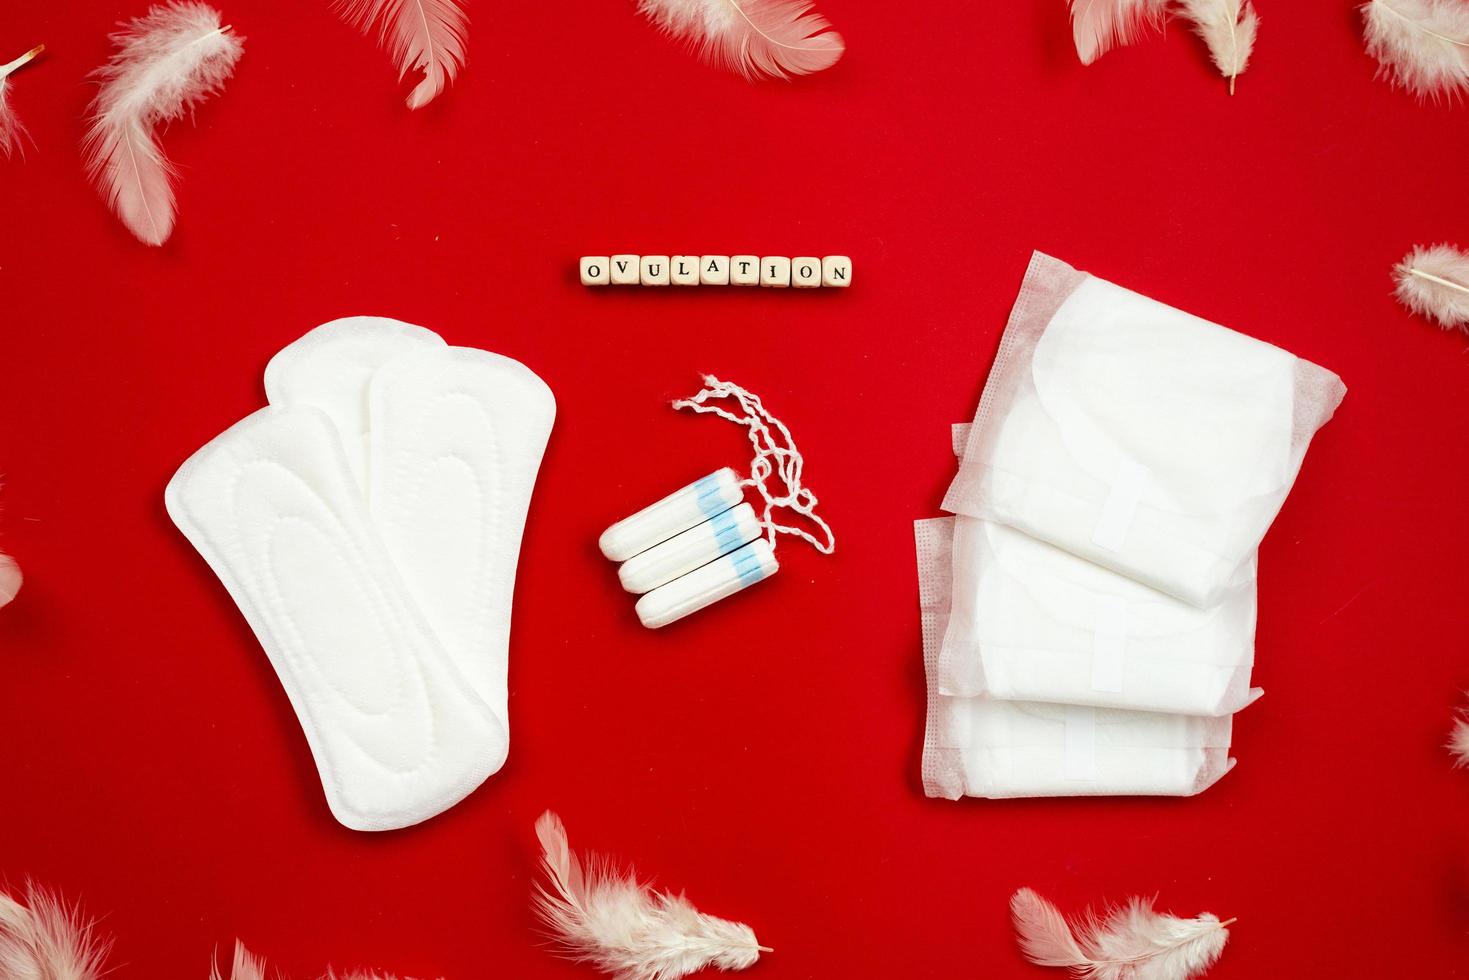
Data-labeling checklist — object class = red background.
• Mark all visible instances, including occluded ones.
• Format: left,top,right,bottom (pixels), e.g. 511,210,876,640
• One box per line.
2,0,1468,976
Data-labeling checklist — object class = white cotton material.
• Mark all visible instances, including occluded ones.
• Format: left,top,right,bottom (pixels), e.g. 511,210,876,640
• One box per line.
165,406,506,832
916,517,1236,800
943,252,1345,608
941,427,1260,717
264,315,447,488
599,468,745,562
636,538,779,629
618,502,763,595
267,318,556,741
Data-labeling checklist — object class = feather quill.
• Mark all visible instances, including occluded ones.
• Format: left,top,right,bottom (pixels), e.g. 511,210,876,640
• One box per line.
335,0,468,109
1176,0,1258,93
83,3,243,246
1011,888,1232,980
1362,0,1469,99
0,883,113,980
1068,0,1169,66
637,0,843,80
1393,244,1469,333
0,45,43,159
533,810,766,980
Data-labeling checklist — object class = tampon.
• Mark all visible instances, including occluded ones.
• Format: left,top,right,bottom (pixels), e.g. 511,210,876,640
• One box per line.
599,468,744,562
635,539,779,629
618,502,763,595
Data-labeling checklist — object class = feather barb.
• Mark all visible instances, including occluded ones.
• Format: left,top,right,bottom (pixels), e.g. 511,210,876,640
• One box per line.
82,3,244,245
1011,887,1232,980
533,809,766,980
1393,244,1469,333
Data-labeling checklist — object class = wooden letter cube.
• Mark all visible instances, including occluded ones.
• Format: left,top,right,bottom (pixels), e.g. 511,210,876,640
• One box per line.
792,257,821,288
640,255,671,286
610,255,640,285
700,256,730,285
580,256,611,286
671,256,700,286
821,255,853,288
760,256,791,288
730,256,759,286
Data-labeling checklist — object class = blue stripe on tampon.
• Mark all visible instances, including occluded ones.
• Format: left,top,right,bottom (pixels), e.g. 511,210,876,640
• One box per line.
729,543,767,587
693,472,729,520
710,507,745,553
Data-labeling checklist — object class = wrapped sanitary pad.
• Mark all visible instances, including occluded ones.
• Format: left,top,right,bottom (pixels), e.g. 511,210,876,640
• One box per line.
916,517,1236,800
939,425,1259,717
943,253,1345,607
939,516,1260,717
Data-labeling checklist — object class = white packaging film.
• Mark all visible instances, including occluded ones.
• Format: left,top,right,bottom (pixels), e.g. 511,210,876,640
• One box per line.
943,252,1346,608
942,424,1261,717
169,317,554,831
916,518,1236,800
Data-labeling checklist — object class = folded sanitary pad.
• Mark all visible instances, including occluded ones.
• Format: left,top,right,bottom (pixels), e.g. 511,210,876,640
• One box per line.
943,253,1345,607
916,518,1236,801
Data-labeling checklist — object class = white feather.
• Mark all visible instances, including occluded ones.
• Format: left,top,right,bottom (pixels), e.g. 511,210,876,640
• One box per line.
211,940,417,980
1450,711,1469,766
1176,0,1258,93
0,552,21,608
83,3,244,246
1011,888,1232,980
335,0,468,109
1362,0,1469,100
0,883,112,980
1068,0,1169,66
637,0,843,80
1394,244,1469,333
0,45,43,160
533,810,766,980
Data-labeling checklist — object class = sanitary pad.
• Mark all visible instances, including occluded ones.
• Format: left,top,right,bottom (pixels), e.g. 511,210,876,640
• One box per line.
943,252,1345,607
169,318,554,831
916,517,1236,800
940,427,1259,717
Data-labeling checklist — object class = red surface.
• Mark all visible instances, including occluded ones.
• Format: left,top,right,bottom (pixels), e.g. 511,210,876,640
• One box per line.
2,1,1468,976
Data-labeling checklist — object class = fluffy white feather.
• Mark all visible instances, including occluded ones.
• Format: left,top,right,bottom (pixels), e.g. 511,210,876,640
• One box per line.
1450,712,1469,767
211,940,416,980
335,0,468,109
1068,0,1169,66
0,553,21,608
83,3,243,246
534,810,766,980
0,45,43,159
1011,888,1232,980
637,0,843,80
0,883,112,980
1176,0,1258,93
1394,244,1469,333
1362,0,1469,99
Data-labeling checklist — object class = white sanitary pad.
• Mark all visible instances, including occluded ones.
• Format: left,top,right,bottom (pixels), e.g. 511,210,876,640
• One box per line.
940,426,1260,717
916,517,1236,800
165,406,506,831
170,317,555,831
943,252,1346,607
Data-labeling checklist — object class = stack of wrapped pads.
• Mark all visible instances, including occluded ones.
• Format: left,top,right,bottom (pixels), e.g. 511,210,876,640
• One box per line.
916,253,1346,800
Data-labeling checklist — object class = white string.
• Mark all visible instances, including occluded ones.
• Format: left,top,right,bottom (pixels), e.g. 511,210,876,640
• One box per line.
672,375,836,556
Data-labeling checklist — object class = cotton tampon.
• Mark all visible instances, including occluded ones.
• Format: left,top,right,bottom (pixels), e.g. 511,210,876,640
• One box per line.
635,539,779,629
618,502,762,594
599,468,744,562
